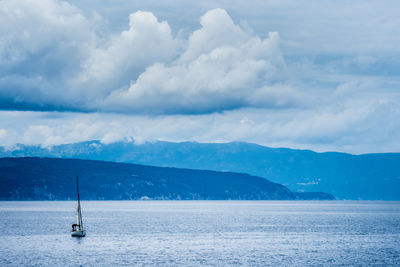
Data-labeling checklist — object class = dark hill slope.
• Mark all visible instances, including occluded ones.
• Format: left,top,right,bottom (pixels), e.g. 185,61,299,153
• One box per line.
2,141,399,199
0,157,333,200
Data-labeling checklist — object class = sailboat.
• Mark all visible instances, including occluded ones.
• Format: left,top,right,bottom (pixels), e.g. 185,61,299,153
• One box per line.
71,176,86,237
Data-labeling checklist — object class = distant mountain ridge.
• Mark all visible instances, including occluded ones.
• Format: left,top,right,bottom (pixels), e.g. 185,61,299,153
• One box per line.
1,140,400,200
0,157,334,200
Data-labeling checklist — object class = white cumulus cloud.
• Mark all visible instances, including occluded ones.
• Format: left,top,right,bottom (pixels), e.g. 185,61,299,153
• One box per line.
73,10,181,105
102,9,295,114
0,2,299,114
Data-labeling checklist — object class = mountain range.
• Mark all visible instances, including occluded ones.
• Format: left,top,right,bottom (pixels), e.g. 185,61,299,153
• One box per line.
1,140,399,200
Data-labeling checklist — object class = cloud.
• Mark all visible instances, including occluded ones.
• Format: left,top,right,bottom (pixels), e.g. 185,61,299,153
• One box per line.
69,0,400,57
0,0,181,112
0,0,96,110
1,97,400,153
0,2,300,114
179,8,251,63
22,125,64,147
1,0,400,153
73,10,180,104
102,9,296,114
1,1,399,115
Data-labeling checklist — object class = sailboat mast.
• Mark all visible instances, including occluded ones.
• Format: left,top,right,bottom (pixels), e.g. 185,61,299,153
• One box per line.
77,175,80,205
76,176,83,229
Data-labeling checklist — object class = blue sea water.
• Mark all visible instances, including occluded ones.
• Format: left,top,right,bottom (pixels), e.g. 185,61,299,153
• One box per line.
0,201,399,266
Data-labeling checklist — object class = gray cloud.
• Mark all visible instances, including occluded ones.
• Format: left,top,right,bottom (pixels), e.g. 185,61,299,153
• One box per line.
0,0,96,110
1,99,399,153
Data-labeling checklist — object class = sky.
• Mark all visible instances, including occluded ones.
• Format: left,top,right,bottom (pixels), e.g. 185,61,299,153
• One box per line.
0,0,399,153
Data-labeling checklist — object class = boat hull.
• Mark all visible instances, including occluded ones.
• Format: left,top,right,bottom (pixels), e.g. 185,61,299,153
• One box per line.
71,230,86,237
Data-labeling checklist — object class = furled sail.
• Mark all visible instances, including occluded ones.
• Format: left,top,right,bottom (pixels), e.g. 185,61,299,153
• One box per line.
76,206,81,226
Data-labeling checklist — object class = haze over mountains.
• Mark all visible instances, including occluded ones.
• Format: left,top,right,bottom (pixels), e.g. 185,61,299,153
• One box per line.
1,140,399,200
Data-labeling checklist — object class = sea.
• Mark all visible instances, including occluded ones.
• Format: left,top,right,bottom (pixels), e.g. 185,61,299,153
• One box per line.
0,201,399,266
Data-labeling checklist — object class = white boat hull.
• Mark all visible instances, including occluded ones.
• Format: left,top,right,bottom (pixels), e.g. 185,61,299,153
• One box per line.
71,230,86,237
